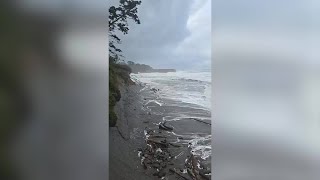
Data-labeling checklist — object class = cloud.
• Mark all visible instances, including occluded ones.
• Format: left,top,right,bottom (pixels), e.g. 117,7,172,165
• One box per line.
174,0,211,69
113,0,211,70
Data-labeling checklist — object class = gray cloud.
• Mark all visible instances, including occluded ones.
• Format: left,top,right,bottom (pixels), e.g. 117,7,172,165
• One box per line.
112,0,211,70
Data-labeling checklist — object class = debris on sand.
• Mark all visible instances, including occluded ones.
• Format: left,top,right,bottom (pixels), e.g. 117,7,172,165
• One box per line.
169,168,192,180
150,88,159,93
138,127,210,180
185,154,211,180
137,128,178,178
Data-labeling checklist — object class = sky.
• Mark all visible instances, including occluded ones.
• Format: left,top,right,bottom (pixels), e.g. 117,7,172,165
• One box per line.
18,0,211,71
109,0,211,70
20,0,320,69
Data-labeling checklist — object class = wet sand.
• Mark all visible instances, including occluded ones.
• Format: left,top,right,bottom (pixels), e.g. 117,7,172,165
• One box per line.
109,83,211,180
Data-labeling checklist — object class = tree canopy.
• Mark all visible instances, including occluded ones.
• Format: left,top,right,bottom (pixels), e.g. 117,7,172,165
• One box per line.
127,61,135,65
108,0,142,59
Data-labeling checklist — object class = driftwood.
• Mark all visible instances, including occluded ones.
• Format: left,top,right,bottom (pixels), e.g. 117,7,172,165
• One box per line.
149,135,167,138
169,142,182,147
187,168,196,179
169,168,192,180
199,171,210,180
191,155,202,180
147,139,168,147
185,155,204,180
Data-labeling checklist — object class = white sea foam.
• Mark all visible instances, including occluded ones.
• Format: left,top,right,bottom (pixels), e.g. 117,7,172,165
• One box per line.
130,71,211,110
188,135,212,160
138,151,142,157
131,71,212,163
145,99,163,106
156,148,162,153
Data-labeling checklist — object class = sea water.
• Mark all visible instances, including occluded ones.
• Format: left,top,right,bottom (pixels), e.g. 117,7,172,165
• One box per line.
131,70,212,166
131,70,211,111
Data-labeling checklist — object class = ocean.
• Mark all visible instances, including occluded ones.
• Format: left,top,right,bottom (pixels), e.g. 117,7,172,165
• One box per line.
131,71,211,111
131,70,212,173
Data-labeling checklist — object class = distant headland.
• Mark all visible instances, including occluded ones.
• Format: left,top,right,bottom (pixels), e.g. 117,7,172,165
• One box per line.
126,61,176,74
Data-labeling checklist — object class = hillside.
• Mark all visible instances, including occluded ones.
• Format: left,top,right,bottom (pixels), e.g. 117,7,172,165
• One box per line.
127,61,176,73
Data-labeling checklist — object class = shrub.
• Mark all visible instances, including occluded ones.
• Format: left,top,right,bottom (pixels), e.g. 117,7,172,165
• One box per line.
109,58,134,127
109,94,116,107
114,89,121,101
109,110,117,127
114,63,132,73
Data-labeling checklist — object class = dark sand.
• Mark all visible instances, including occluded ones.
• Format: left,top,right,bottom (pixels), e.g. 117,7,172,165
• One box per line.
109,83,211,180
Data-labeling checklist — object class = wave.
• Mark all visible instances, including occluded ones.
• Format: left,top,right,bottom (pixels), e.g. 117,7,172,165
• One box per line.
175,78,210,84
131,71,211,110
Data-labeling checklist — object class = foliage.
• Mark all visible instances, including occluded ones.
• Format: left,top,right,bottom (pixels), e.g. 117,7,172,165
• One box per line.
127,61,135,65
108,0,141,127
109,110,118,127
114,63,132,74
128,63,153,73
109,57,133,127
108,0,142,58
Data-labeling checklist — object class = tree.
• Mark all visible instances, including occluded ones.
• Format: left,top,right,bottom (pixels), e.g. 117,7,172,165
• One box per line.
127,61,135,65
109,0,142,59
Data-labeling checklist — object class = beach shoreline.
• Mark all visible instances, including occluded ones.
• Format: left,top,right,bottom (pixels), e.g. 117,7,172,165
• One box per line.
109,81,211,180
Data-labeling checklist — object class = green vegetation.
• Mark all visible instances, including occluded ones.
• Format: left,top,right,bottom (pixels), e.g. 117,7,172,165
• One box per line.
127,61,153,73
109,57,134,127
109,0,141,57
108,0,142,126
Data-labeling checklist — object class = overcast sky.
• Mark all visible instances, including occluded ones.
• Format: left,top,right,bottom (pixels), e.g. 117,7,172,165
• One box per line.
21,0,320,69
109,0,211,70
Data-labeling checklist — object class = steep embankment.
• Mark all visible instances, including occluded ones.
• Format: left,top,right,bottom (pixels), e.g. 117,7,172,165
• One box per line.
109,61,132,127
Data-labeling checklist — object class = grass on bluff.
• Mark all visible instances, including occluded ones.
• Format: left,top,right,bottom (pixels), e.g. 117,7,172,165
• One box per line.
109,57,133,127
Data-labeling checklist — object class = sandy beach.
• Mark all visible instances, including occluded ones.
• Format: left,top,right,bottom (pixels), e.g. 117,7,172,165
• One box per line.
109,81,211,180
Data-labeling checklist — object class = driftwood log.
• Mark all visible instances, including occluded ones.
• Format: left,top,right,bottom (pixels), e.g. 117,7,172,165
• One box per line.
169,168,192,180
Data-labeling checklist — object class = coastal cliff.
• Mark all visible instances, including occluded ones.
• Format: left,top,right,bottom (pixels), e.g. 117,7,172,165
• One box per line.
127,61,176,74
109,57,133,127
109,59,176,126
